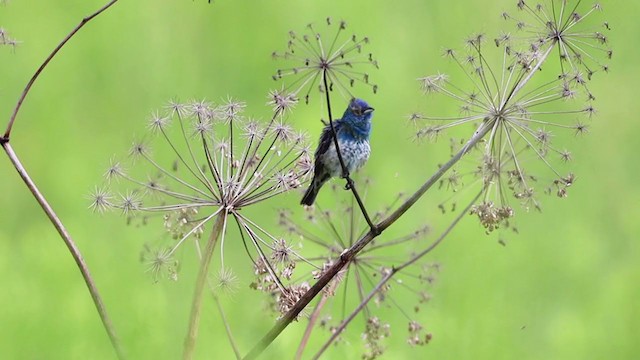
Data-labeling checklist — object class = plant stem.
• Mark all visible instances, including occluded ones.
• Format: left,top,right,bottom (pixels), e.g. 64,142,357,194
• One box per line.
312,270,393,360
312,189,483,358
320,71,378,234
212,293,242,360
3,0,119,139
0,0,125,359
183,212,227,360
2,142,126,359
0,2,123,357
294,289,332,360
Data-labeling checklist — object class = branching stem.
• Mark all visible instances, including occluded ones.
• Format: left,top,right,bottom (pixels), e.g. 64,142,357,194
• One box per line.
312,189,483,358
3,0,119,139
1,1,123,358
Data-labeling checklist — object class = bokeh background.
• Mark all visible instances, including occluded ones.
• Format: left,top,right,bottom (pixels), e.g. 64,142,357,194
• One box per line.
1,0,638,359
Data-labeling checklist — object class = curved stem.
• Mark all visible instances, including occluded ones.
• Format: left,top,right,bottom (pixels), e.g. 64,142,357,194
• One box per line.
3,0,119,138
2,1,123,358
2,143,126,359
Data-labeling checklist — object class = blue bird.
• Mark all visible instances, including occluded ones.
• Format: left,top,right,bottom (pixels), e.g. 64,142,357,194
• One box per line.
301,98,374,206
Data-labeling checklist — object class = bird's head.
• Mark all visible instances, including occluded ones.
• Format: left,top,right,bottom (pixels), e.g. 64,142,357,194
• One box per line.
340,98,374,139
344,98,374,124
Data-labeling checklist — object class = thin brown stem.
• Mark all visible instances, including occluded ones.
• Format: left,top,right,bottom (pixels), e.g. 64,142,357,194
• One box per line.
321,71,378,234
3,0,119,139
183,212,227,360
212,293,242,360
2,143,126,359
294,286,334,360
1,1,122,357
201,259,241,359
312,189,483,358
312,270,393,360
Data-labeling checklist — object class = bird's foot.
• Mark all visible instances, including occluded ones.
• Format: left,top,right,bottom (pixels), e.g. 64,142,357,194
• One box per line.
343,176,354,190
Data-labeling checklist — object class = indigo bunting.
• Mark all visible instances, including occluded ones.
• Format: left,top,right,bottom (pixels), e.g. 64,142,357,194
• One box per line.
301,98,374,206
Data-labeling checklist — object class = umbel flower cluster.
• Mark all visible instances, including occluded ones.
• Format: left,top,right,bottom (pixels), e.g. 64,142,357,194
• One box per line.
272,17,379,103
91,98,312,281
274,182,437,358
412,0,611,233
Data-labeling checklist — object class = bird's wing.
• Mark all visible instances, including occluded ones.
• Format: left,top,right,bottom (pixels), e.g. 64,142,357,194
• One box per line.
315,120,341,159
312,120,341,176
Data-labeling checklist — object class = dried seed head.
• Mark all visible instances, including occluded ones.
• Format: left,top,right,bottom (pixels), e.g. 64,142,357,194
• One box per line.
93,97,311,283
267,88,299,114
273,19,378,104
470,201,514,233
276,283,310,317
216,268,239,294
141,246,178,282
276,179,436,353
271,238,293,265
148,111,170,133
0,27,19,51
416,0,610,229
88,186,113,213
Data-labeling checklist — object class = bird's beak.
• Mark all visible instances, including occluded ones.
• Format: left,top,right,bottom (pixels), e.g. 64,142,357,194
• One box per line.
364,107,374,114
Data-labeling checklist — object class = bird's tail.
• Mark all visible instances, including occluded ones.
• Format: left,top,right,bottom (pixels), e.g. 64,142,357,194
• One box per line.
300,183,319,206
300,177,325,206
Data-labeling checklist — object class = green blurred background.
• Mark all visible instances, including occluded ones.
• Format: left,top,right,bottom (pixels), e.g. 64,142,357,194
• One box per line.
1,0,638,359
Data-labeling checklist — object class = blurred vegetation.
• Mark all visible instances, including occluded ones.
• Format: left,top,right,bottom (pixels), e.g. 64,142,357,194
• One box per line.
1,0,638,359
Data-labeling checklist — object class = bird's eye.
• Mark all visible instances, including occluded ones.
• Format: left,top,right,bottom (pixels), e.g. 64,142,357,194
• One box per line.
352,107,362,116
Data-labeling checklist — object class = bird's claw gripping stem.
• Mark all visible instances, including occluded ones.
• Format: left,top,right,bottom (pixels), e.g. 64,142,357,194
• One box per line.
343,176,353,190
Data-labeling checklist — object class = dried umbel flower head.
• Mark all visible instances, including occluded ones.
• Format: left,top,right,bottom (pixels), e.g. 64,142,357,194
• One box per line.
412,1,610,231
276,181,438,357
91,98,312,281
272,17,379,104
267,87,299,114
502,0,612,85
216,267,240,294
250,236,315,317
140,245,179,282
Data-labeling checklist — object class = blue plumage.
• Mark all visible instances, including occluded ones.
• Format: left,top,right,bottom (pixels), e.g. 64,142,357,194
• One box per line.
301,98,374,206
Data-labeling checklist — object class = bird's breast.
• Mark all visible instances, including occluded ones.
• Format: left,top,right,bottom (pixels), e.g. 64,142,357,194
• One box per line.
319,139,371,177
